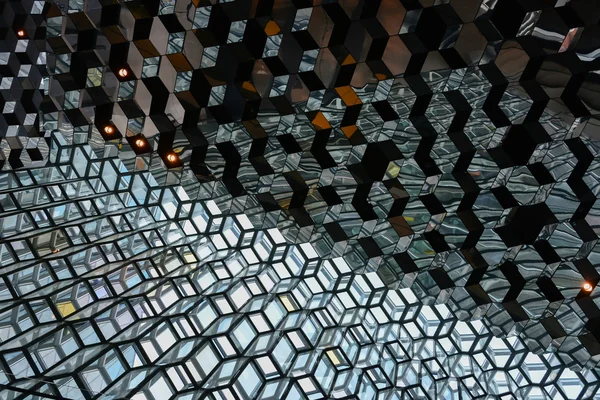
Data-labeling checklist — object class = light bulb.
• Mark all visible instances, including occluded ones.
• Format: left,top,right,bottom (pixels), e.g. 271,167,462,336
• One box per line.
118,68,129,78
583,282,593,292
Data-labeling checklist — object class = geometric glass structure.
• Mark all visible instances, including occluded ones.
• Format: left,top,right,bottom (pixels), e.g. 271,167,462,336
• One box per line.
2,0,600,399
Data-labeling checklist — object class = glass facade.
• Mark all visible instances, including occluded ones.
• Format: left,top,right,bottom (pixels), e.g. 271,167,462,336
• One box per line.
1,0,600,399
2,137,600,399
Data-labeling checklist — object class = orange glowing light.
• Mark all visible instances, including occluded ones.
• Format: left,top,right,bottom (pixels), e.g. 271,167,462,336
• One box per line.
166,153,178,162
104,126,114,135
135,139,145,148
583,282,594,292
118,68,129,78
17,30,25,37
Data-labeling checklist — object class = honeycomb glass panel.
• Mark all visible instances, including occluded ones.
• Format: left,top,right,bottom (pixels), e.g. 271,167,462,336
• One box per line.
2,0,600,399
